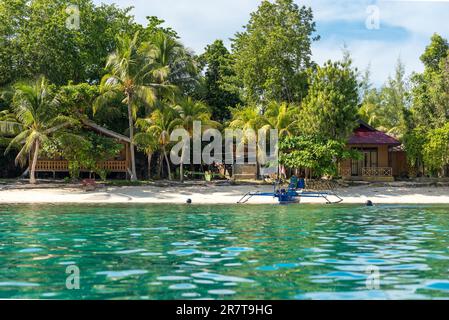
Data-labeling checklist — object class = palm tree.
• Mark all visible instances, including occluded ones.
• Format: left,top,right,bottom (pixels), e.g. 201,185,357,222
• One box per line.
136,105,181,180
229,105,265,132
150,31,198,93
229,105,267,178
359,101,380,127
262,101,299,138
173,97,218,182
95,32,174,181
134,123,159,180
0,77,75,184
259,102,299,177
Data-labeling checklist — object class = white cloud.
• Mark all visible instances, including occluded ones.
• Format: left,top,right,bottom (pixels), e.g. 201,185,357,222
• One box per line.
376,1,449,37
94,0,259,51
93,0,449,86
312,36,426,86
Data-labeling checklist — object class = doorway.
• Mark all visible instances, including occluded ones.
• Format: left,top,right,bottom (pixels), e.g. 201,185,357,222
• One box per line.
351,148,378,176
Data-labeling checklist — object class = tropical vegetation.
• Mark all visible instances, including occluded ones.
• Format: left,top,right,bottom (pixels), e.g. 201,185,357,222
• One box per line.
1,0,449,182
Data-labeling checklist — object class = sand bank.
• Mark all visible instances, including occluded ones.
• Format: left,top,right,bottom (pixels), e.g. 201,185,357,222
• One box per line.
1,184,449,205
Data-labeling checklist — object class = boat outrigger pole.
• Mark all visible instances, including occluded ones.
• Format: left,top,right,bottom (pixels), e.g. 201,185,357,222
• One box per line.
237,176,343,205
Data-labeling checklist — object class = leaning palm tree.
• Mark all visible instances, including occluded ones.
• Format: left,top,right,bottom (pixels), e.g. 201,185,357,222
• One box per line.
0,77,75,184
136,105,182,180
95,32,174,181
173,97,219,182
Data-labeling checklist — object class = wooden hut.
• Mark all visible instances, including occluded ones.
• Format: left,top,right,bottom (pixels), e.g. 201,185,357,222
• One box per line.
35,119,132,178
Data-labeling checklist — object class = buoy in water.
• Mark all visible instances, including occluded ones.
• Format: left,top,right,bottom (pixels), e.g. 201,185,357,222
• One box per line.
366,200,373,207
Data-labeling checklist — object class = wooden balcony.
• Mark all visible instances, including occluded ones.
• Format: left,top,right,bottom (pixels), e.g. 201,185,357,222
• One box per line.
35,160,128,173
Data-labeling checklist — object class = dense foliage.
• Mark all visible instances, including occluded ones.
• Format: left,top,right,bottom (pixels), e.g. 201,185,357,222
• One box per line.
231,0,318,104
42,131,123,180
1,0,449,181
359,59,410,139
0,0,136,86
357,33,449,177
198,40,241,121
299,59,360,140
279,136,360,177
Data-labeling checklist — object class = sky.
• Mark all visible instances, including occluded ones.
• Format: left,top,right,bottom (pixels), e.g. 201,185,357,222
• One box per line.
93,0,449,86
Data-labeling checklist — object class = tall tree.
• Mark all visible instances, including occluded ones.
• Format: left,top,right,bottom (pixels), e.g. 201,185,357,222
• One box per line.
299,59,360,140
359,59,410,138
402,34,449,176
0,0,27,86
149,31,199,96
199,40,241,121
411,34,449,129
380,59,409,136
231,0,318,104
420,33,449,73
96,32,173,181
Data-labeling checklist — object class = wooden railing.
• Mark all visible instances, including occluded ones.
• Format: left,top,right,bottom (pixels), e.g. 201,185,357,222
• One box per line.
362,167,393,177
36,160,128,173
97,161,128,172
340,167,393,177
36,160,68,172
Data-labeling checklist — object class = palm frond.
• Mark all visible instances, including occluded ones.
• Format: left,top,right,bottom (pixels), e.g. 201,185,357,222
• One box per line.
134,85,157,108
4,130,27,155
0,121,23,136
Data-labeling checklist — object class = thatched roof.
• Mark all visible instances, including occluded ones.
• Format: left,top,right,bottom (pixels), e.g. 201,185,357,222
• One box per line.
81,119,131,143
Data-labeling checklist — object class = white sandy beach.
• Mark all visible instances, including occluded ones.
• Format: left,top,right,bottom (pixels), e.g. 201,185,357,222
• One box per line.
1,183,449,204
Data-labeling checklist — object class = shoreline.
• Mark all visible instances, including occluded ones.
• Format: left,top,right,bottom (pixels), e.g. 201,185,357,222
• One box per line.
2,184,449,205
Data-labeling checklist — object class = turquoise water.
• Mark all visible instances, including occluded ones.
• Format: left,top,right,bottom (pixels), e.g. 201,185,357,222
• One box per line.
1,204,449,300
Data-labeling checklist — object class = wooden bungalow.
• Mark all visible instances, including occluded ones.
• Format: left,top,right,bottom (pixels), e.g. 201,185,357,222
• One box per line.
231,120,408,182
340,120,406,182
35,119,132,178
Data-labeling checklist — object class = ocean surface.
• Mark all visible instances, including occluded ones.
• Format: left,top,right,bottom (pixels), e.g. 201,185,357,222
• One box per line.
1,204,449,300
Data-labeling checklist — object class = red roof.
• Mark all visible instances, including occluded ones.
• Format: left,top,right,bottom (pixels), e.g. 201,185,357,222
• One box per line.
348,121,401,146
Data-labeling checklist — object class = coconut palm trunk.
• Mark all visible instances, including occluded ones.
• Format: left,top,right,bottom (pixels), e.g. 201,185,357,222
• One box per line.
180,161,184,182
255,145,260,180
147,153,153,179
30,140,40,184
163,147,172,180
180,145,185,183
127,98,137,181
157,154,163,179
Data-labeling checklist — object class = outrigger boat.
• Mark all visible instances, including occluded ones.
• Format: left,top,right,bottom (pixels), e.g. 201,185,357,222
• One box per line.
238,176,343,205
